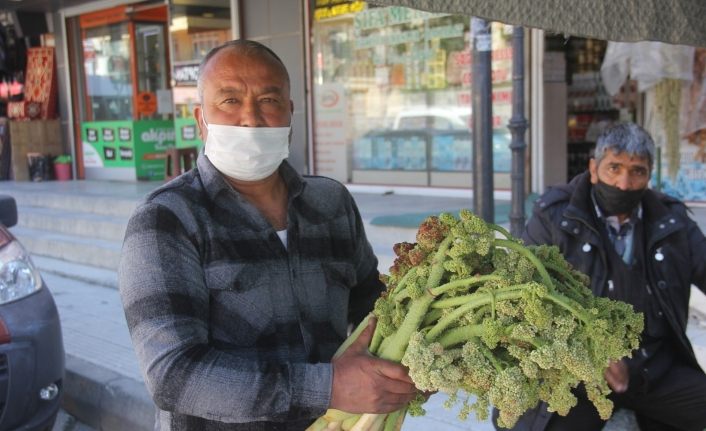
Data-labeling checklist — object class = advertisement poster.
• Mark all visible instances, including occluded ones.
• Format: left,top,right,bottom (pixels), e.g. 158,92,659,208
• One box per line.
175,117,202,150
313,83,349,182
133,120,176,180
81,121,134,168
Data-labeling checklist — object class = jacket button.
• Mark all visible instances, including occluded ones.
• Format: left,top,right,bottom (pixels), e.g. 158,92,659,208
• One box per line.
657,280,667,290
669,218,676,224
582,243,591,252
561,220,568,227
659,223,665,229
655,252,664,261
573,228,580,234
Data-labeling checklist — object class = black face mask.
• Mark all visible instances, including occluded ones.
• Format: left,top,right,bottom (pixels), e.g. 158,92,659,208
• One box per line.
593,180,646,216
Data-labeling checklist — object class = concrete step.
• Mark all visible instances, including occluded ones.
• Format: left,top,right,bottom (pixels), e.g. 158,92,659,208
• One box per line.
10,226,122,271
5,189,139,218
16,205,128,242
33,255,118,290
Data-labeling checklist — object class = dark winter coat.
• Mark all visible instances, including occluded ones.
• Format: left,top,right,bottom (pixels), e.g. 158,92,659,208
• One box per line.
509,171,706,430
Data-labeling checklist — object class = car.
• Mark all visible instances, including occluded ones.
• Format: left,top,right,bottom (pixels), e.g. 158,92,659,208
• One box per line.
0,195,64,431
355,107,513,173
391,106,471,131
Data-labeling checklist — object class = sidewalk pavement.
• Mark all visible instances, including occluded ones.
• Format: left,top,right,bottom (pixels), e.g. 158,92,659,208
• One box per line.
6,179,706,430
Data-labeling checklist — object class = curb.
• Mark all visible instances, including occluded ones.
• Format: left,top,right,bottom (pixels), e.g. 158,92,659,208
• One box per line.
62,354,155,431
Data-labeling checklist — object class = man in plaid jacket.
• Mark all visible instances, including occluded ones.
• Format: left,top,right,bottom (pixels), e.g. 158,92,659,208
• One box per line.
119,40,417,430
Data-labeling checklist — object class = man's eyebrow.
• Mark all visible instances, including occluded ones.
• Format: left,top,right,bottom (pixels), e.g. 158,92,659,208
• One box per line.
216,86,242,95
215,86,284,96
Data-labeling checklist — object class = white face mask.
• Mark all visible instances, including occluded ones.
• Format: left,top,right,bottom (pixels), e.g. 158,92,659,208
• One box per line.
202,111,290,182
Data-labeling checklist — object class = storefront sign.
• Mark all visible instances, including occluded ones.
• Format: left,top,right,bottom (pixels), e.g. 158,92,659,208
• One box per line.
133,120,176,180
136,92,158,116
81,121,134,168
175,117,202,150
314,0,365,21
173,61,200,86
82,120,176,180
314,83,348,182
353,6,444,30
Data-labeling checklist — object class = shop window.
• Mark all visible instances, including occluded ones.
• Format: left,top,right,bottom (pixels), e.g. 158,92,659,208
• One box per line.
169,2,231,151
311,1,514,187
83,22,133,121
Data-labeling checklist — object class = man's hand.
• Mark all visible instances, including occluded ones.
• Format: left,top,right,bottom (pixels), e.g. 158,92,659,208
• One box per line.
330,318,418,413
604,359,629,393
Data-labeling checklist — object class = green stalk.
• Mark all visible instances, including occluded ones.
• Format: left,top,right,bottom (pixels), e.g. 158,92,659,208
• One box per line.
383,409,406,431
426,286,592,342
333,314,372,359
490,223,512,239
391,266,417,296
437,324,485,348
426,288,529,341
429,274,503,297
378,236,453,361
495,239,554,289
421,308,443,327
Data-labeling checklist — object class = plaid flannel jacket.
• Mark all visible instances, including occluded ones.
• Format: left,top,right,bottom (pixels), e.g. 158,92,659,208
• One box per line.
119,155,383,430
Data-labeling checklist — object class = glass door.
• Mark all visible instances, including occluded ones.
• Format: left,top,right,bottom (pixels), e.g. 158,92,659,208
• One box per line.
82,22,133,121
134,22,170,120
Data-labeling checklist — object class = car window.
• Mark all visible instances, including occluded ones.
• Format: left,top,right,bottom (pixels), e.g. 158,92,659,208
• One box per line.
397,115,456,130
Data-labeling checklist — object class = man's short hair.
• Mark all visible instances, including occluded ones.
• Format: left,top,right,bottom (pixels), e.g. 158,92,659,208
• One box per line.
594,123,656,168
196,39,290,102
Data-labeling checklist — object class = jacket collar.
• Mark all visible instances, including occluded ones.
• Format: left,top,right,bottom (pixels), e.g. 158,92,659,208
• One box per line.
562,171,683,245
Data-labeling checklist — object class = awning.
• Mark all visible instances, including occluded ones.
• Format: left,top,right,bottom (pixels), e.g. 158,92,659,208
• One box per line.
370,0,706,47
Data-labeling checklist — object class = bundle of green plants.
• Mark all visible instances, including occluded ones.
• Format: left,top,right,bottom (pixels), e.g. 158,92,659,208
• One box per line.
308,209,643,431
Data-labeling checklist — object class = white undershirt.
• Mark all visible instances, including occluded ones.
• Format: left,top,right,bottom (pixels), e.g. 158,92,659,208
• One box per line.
276,229,287,249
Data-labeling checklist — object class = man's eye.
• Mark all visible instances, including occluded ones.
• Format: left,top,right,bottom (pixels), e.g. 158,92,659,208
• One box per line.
223,98,238,104
632,169,648,177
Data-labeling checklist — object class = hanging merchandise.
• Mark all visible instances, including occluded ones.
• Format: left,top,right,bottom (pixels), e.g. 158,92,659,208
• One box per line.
653,79,683,178
681,48,706,162
600,41,694,95
601,42,695,182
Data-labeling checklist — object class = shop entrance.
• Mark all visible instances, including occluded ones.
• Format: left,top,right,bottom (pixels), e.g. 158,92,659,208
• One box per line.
68,2,173,181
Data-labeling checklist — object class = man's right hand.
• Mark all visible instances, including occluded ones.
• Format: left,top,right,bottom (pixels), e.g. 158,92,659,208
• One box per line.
330,318,418,413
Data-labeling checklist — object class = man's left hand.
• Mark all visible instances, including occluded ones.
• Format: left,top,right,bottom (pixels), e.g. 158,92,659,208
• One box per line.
604,359,629,393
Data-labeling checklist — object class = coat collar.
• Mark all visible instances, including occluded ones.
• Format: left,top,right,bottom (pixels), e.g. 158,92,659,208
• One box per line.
562,171,683,245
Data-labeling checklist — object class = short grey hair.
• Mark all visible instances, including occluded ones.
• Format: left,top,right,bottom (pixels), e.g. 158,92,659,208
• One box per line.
594,122,655,168
196,39,290,102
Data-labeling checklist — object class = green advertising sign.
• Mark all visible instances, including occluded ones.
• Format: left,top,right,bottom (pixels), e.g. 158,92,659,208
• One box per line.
81,121,135,168
133,120,176,181
175,117,202,150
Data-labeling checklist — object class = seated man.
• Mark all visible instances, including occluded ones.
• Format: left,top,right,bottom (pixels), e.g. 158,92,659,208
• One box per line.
495,123,706,431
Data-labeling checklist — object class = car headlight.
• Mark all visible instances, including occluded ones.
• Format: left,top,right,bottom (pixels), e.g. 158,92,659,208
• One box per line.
0,239,42,304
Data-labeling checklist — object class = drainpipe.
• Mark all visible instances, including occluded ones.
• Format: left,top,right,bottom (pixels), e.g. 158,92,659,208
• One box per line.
509,26,529,237
471,17,494,223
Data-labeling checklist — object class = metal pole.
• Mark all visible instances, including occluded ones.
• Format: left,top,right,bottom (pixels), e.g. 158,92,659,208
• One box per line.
471,17,494,223
508,26,529,238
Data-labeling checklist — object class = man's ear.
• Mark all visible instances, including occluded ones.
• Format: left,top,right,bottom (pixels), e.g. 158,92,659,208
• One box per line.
290,100,294,115
588,158,598,184
194,105,206,141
